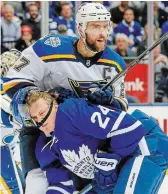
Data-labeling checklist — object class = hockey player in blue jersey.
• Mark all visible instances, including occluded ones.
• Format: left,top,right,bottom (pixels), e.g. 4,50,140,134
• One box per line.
23,90,168,194
1,2,128,193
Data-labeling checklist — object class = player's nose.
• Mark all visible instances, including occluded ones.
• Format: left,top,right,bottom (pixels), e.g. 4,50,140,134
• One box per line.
36,115,43,123
99,28,107,37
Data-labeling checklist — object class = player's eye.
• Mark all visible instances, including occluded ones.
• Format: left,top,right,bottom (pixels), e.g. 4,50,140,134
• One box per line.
32,116,37,121
40,112,45,116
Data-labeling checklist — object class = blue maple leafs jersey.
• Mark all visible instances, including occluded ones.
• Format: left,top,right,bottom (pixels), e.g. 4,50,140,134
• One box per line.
36,98,144,180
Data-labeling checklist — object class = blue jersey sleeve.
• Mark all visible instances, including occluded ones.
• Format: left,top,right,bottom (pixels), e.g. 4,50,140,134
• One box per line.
36,133,79,193
58,99,144,156
35,133,59,170
46,167,76,194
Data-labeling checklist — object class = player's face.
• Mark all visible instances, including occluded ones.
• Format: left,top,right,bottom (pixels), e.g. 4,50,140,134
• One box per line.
85,21,109,52
29,98,58,134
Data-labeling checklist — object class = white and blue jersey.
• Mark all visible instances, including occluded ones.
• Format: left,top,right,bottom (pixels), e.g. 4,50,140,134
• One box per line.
4,34,128,111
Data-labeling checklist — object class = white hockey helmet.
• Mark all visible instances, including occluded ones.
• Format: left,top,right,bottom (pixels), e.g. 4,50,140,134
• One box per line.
76,2,111,32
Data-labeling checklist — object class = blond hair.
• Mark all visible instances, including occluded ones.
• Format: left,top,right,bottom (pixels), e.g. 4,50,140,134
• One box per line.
27,90,57,107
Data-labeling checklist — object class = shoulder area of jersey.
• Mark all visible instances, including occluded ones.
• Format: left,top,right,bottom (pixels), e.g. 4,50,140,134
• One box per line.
99,46,126,72
58,98,87,113
32,34,79,57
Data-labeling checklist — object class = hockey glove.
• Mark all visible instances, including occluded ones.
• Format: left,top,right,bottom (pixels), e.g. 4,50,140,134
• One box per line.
1,49,21,77
93,151,121,194
49,87,78,104
87,82,114,105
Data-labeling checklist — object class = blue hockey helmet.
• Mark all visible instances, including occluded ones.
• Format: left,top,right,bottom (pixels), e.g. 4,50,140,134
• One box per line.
10,86,40,126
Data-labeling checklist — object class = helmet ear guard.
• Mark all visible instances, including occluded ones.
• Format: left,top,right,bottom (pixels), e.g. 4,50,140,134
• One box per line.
77,24,85,39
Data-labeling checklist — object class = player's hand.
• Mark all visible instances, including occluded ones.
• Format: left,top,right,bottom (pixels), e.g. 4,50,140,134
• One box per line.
49,87,78,104
1,49,21,77
93,151,121,193
87,83,114,105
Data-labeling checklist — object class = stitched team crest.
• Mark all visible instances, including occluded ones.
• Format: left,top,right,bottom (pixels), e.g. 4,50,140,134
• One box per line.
44,37,61,47
68,78,107,98
61,144,95,179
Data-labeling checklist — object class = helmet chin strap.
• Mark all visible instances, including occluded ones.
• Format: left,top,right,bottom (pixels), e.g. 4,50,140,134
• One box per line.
79,28,99,54
82,37,98,54
33,101,54,128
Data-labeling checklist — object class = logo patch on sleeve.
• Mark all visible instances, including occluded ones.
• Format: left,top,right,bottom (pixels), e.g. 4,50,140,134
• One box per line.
44,37,61,47
61,144,95,179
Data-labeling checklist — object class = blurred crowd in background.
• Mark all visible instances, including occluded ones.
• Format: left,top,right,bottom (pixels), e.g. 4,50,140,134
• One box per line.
1,1,168,103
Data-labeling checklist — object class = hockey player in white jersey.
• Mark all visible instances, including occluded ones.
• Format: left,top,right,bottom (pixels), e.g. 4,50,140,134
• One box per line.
25,90,168,194
1,2,128,193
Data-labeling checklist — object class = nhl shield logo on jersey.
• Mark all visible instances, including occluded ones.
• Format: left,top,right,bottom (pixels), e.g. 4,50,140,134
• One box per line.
44,37,61,47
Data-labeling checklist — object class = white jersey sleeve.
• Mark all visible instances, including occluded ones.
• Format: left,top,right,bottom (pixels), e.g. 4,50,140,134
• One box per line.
5,34,128,110
6,45,48,85
6,34,78,91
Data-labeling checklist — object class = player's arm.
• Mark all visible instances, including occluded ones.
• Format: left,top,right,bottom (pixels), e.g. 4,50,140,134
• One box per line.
110,56,128,111
59,99,144,193
60,99,144,157
36,133,79,194
88,56,128,111
6,43,47,82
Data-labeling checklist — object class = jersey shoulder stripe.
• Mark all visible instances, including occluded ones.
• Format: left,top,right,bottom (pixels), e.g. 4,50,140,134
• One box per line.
1,78,34,97
32,34,78,62
97,47,126,72
40,54,76,63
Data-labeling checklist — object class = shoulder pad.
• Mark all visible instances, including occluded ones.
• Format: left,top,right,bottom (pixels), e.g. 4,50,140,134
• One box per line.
32,34,78,60
97,46,126,72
